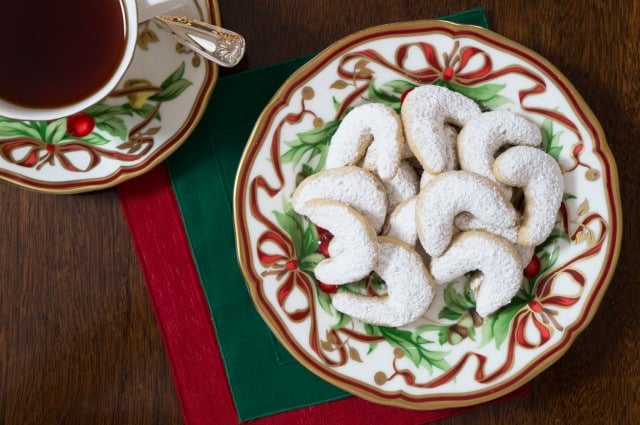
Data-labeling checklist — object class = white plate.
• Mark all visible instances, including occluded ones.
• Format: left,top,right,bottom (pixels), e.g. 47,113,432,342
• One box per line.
234,20,621,409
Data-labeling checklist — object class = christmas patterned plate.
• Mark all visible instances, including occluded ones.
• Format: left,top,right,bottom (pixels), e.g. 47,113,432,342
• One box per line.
234,21,622,409
0,0,219,193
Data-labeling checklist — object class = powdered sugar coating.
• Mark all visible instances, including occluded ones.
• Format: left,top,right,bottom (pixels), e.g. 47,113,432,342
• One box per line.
401,85,481,174
325,103,403,180
457,110,542,197
332,236,434,327
382,196,417,246
493,146,564,246
298,199,378,284
430,231,522,318
383,160,419,211
292,166,388,233
416,171,518,257
454,211,520,243
420,170,436,188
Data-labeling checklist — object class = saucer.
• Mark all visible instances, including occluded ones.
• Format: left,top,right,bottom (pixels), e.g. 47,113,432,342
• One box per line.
234,20,622,409
0,0,220,193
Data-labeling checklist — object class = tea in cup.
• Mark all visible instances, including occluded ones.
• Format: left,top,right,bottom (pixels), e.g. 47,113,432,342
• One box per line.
0,0,138,121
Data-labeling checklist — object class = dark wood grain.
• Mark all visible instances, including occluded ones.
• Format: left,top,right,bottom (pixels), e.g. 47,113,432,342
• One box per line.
1,1,638,424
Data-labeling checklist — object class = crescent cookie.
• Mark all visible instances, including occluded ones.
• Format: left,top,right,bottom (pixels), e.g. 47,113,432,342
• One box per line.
415,171,519,257
325,103,403,181
382,196,418,247
382,160,419,211
430,231,522,318
457,110,542,197
291,166,388,233
297,199,378,285
493,146,564,247
454,211,519,244
332,236,435,327
401,85,481,174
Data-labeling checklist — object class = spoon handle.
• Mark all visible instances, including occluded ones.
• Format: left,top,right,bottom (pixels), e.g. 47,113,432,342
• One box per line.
153,15,245,67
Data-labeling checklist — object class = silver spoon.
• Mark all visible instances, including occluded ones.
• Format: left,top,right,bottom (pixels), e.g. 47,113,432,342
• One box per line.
152,15,245,67
138,0,245,67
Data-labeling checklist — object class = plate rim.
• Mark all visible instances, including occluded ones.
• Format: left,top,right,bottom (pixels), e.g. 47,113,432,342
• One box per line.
233,19,623,409
0,0,221,194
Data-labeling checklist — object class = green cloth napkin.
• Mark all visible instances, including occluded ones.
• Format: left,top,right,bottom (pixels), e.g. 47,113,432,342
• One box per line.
166,8,488,421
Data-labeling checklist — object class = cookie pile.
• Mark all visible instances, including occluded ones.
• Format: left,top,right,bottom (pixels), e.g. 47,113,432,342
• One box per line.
291,85,563,327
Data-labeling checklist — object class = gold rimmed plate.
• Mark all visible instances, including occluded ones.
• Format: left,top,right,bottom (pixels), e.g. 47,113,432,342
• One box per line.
0,0,219,194
234,20,622,409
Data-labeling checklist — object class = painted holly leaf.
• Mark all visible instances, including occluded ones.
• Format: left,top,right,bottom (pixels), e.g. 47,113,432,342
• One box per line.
480,300,525,349
540,118,564,161
150,62,193,102
273,204,306,259
130,103,162,121
83,103,133,141
336,273,386,296
414,323,450,346
537,244,560,277
367,78,401,112
332,312,351,329
96,119,128,141
0,119,42,140
382,79,418,94
78,132,110,146
281,120,339,172
332,96,341,112
439,279,476,321
366,325,450,373
535,227,569,254
316,286,334,315
44,119,67,144
436,80,512,110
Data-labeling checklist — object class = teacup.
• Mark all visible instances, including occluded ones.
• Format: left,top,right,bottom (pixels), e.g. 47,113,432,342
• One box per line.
0,0,138,121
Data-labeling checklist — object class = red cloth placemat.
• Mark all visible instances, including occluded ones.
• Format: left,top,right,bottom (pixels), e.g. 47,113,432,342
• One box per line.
118,164,528,424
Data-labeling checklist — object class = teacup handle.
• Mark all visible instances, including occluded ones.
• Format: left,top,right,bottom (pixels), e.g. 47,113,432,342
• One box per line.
153,15,245,67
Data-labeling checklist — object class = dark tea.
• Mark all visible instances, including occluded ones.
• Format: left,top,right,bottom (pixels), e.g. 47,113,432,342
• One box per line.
0,0,127,108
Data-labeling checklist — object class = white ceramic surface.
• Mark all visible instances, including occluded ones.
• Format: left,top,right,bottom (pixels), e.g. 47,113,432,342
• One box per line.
234,21,622,409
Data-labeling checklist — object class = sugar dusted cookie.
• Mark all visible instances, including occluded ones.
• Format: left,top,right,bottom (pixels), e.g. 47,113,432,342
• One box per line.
332,236,434,327
382,196,417,247
454,211,519,244
383,160,419,211
325,103,403,180
420,170,436,188
292,165,387,233
416,171,518,257
493,146,564,247
430,231,522,318
401,85,481,174
457,110,542,197
453,214,535,268
298,199,378,285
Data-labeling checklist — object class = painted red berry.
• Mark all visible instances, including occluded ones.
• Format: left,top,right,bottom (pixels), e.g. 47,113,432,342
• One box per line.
66,112,95,137
45,144,55,153
317,280,338,294
524,255,541,278
399,88,414,104
316,225,334,257
442,67,455,81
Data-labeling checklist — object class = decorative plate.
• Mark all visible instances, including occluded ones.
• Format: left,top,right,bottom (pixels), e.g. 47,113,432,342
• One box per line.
0,0,219,193
234,21,622,409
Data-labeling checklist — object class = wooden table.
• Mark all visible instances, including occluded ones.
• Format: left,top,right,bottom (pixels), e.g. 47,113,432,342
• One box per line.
1,1,637,423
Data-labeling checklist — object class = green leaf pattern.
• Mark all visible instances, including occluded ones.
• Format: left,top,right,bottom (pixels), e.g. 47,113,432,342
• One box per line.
0,63,192,148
